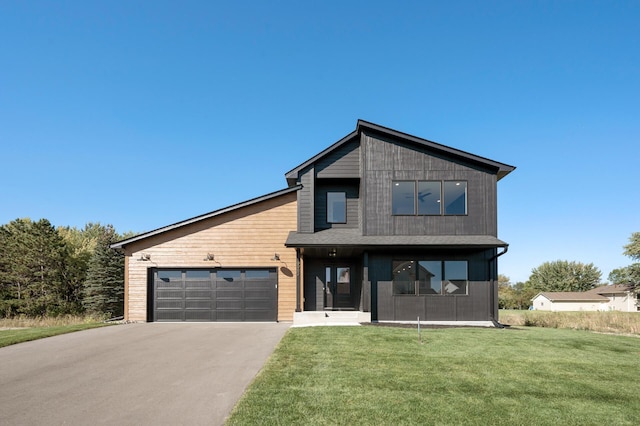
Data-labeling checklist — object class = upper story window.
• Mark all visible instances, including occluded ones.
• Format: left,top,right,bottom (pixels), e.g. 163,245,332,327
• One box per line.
392,181,467,215
327,192,347,223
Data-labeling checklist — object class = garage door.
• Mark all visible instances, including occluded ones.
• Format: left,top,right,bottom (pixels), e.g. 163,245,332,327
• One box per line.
152,268,277,322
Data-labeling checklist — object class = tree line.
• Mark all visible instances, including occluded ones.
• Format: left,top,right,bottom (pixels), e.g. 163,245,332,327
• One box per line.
0,218,134,318
499,232,640,309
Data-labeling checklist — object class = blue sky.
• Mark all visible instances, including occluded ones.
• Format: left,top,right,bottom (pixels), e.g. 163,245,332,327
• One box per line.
1,1,638,283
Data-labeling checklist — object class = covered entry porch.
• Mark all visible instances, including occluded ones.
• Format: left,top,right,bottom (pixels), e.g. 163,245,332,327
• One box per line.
291,245,372,326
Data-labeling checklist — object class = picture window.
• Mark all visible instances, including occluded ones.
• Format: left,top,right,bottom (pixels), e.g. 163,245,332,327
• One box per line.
392,180,467,215
392,260,468,295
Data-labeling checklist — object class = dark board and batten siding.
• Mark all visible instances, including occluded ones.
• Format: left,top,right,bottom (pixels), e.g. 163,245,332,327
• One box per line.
369,250,497,321
361,133,498,237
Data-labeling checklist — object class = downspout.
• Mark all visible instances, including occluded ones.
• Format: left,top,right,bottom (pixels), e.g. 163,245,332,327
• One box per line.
489,245,509,328
295,248,301,312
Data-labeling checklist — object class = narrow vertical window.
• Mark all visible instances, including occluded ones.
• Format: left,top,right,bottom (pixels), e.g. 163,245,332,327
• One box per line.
392,181,415,215
417,181,441,215
327,192,346,223
443,181,467,215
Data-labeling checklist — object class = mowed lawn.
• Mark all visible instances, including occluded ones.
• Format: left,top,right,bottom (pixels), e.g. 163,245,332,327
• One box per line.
228,326,640,425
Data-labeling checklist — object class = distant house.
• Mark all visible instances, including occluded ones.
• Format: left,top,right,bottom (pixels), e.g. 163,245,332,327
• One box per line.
111,120,515,325
531,285,638,312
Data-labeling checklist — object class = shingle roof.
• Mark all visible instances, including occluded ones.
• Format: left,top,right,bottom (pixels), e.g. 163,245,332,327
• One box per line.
285,228,508,248
535,292,609,302
588,284,635,295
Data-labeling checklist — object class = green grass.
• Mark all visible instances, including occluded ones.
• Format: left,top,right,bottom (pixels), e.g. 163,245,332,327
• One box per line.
0,322,109,348
227,326,640,425
499,309,640,335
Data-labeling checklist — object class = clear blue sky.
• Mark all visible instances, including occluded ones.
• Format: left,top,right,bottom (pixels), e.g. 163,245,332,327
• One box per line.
1,1,638,283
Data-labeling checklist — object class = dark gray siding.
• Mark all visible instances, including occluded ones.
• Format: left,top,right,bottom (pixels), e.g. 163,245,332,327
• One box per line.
303,261,325,311
369,249,496,321
379,280,493,321
297,167,314,233
362,132,498,237
314,182,359,231
316,140,360,179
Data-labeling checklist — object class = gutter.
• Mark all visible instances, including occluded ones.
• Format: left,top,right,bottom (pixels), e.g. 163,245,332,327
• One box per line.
489,244,509,261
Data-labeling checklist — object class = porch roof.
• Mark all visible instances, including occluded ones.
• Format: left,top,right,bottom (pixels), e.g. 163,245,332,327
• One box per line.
285,229,508,248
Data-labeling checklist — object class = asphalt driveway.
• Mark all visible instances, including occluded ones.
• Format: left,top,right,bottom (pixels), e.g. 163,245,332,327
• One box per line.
0,322,290,425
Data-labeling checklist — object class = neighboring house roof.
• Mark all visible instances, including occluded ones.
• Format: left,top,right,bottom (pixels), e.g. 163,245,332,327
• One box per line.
110,185,301,249
284,119,516,184
588,284,635,295
533,292,609,302
285,228,508,248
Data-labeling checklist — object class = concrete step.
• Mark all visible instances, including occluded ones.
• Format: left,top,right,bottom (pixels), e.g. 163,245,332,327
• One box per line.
293,311,371,327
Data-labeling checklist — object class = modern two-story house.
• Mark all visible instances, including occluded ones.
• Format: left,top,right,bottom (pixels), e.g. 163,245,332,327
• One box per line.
111,120,515,325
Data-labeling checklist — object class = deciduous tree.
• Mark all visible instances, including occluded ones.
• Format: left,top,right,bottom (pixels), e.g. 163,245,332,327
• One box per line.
623,232,640,261
528,260,601,292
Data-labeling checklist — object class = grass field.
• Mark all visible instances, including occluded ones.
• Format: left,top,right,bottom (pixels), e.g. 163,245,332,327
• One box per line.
499,309,640,335
227,326,640,425
0,315,110,348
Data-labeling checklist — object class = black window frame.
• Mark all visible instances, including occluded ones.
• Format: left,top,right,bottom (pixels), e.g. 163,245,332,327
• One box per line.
392,259,469,296
392,180,468,216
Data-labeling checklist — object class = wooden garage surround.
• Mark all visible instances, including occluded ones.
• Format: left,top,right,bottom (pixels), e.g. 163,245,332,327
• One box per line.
121,193,298,322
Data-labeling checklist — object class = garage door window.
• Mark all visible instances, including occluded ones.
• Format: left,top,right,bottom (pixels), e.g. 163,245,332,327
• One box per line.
245,270,270,279
186,270,210,279
158,270,182,282
217,270,241,281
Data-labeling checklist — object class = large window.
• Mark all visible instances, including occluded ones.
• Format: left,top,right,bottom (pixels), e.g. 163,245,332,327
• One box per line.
392,260,468,295
327,192,347,223
392,181,467,215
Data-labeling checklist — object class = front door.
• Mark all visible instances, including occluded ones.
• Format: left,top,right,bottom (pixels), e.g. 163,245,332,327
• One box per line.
325,265,353,309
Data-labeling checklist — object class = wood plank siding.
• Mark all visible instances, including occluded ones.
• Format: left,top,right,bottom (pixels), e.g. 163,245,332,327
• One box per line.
121,193,298,322
361,132,498,237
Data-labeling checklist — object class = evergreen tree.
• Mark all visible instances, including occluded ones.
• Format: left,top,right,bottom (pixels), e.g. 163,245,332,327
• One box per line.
82,225,124,317
0,219,67,316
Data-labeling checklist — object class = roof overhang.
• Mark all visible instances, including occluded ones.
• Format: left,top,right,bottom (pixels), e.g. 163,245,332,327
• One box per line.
284,120,516,184
285,229,508,249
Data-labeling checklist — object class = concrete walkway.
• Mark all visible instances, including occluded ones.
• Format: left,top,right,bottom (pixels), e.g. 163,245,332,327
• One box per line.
0,322,290,425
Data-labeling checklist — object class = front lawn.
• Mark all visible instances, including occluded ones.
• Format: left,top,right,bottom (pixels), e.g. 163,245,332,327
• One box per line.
227,326,640,425
0,322,109,348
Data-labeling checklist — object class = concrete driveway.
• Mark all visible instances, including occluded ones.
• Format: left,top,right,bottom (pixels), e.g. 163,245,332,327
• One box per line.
0,322,290,425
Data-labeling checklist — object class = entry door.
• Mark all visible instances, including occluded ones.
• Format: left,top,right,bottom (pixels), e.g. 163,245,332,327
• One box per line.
325,265,353,309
